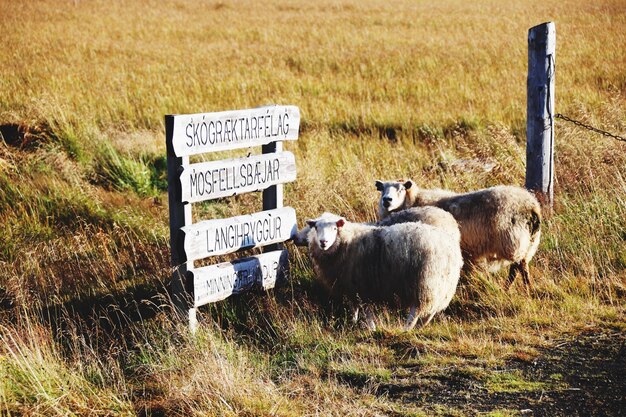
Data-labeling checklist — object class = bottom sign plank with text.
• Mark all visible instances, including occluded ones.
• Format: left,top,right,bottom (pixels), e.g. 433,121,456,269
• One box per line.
192,250,288,307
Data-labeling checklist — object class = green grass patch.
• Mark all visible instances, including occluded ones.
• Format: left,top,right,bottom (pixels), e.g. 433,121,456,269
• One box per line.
481,410,524,417
485,370,548,394
92,143,166,197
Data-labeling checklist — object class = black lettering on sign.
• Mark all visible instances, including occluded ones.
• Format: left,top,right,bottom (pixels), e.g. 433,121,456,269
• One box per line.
224,119,231,142
263,114,270,137
200,116,208,145
186,120,193,147
181,152,293,201
208,277,217,295
185,206,295,262
283,112,290,134
204,215,285,254
193,118,200,146
251,116,258,139
208,121,216,144
192,249,288,305
244,117,250,140
231,118,239,141
176,107,298,156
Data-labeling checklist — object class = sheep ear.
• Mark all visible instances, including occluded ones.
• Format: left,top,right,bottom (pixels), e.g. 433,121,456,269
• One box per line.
404,180,413,190
306,219,316,228
336,218,345,228
375,180,384,191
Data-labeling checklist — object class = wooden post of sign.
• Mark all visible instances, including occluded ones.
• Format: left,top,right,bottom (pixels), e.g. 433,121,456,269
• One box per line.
262,141,283,253
526,22,556,210
165,115,197,331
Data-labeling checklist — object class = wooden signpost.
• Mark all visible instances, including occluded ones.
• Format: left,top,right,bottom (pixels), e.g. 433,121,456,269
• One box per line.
165,105,300,330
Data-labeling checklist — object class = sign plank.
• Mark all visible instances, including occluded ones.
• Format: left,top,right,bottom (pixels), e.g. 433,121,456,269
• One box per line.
192,249,288,307
180,151,296,204
169,105,300,157
182,207,297,262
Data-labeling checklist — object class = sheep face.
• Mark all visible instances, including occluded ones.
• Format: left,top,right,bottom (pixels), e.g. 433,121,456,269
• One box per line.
306,215,345,251
375,180,413,216
293,224,312,246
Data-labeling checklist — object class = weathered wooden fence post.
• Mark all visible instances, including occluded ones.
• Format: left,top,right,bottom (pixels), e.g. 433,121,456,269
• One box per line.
526,22,556,210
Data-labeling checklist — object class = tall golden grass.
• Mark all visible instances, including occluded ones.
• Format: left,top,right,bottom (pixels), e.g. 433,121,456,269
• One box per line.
1,0,624,136
0,0,625,415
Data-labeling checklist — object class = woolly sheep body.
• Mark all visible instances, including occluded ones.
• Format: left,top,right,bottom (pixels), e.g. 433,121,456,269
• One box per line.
293,206,459,247
306,213,463,330
377,206,460,242
376,180,541,287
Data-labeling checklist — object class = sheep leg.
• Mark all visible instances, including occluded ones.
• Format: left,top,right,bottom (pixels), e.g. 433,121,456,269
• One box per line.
506,263,520,290
404,307,437,331
352,307,360,324
520,259,532,288
364,306,376,331
414,312,437,329
404,306,420,331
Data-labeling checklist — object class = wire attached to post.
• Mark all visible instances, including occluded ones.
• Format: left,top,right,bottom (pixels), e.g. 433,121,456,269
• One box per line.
554,113,626,143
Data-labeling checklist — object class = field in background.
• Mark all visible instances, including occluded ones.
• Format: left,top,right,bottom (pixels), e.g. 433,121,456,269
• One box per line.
0,0,625,415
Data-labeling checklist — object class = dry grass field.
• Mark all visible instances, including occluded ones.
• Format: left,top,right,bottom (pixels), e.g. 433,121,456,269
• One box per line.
0,0,625,416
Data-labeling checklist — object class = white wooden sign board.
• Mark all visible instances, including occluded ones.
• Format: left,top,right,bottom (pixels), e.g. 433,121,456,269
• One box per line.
180,151,297,203
170,105,300,157
166,104,300,325
192,249,288,307
181,207,298,262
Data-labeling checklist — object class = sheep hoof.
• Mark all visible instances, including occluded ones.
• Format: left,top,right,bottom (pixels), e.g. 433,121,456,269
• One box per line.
404,306,419,331
365,307,376,331
352,307,360,324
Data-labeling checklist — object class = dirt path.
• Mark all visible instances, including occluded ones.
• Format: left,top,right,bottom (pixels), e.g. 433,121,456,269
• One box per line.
378,328,626,416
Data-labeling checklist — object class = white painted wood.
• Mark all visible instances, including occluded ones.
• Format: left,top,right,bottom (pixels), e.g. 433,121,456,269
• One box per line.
170,105,300,157
180,151,296,204
182,207,297,261
193,249,288,307
188,308,198,334
526,22,556,208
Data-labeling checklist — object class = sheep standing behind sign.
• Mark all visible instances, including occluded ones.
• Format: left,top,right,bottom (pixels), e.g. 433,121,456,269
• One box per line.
305,212,463,331
375,180,541,288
